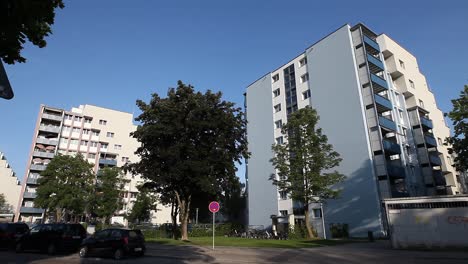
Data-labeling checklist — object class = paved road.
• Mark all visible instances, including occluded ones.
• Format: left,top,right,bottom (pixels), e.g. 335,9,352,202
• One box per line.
1,241,467,264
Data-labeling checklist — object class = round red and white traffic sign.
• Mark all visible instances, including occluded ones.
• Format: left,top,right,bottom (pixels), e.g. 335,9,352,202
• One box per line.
209,201,220,213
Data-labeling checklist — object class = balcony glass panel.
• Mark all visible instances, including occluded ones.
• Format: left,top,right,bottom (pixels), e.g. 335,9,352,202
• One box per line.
379,116,397,132
387,164,405,178
36,138,58,145
367,54,385,72
20,207,44,214
30,164,46,171
382,140,401,154
424,135,437,147
42,113,62,122
370,74,389,92
429,153,442,166
363,35,380,52
433,172,446,186
99,159,117,166
374,94,393,112
420,116,433,129
23,192,37,199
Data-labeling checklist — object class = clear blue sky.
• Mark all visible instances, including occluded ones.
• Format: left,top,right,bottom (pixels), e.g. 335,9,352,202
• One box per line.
1,0,467,182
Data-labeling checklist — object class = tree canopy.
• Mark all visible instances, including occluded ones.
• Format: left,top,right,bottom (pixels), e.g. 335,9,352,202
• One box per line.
270,107,345,238
0,0,64,64
130,80,248,240
0,193,13,213
127,188,158,224
445,85,468,173
35,154,94,222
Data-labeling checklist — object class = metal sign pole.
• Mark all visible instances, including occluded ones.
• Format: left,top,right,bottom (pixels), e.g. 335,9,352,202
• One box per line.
212,212,215,250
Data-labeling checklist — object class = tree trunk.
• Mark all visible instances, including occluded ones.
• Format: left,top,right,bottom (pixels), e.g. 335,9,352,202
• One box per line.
170,198,178,239
304,207,315,239
175,191,191,241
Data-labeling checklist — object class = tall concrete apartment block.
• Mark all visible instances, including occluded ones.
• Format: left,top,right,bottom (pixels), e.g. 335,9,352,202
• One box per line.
0,151,22,215
16,104,171,224
245,23,460,237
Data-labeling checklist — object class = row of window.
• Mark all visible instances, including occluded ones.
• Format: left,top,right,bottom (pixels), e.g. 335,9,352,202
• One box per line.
279,208,322,218
56,149,129,163
388,201,468,210
62,126,115,138
64,115,108,126
273,90,311,113
59,138,123,150
271,58,308,83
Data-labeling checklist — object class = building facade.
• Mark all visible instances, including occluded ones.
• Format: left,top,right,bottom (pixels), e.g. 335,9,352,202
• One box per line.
245,23,460,237
15,104,171,225
0,151,22,215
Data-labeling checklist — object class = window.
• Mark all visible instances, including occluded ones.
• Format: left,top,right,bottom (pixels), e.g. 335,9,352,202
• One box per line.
72,127,80,133
80,140,88,146
398,109,404,119
88,153,96,159
99,119,107,125
64,114,73,120
274,104,281,113
313,209,322,218
62,126,71,132
74,116,82,122
100,143,108,149
92,131,100,136
279,191,287,200
131,192,137,198
419,99,425,108
300,73,309,83
402,127,407,137
273,89,280,97
280,210,288,216
409,79,415,89
299,57,307,67
399,60,405,69
121,157,129,163
107,132,114,138
275,120,283,129
84,118,92,124
90,141,98,147
60,138,69,145
70,139,79,145
272,74,279,83
82,129,90,135
276,136,283,144
437,137,443,145
302,90,311,100
114,144,122,150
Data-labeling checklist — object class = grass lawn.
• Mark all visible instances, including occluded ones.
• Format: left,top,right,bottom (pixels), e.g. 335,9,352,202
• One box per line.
146,236,360,248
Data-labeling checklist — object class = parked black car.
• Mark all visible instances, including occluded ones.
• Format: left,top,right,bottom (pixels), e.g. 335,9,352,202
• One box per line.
79,228,145,260
0,223,29,249
15,223,86,254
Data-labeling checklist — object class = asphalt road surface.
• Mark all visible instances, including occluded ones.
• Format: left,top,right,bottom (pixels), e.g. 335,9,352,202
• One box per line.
1,241,467,264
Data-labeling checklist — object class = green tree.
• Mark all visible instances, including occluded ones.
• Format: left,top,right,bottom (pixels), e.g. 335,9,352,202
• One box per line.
127,188,158,224
91,167,127,224
445,85,468,172
0,193,13,213
270,108,345,238
130,80,248,240
35,154,94,222
0,0,64,64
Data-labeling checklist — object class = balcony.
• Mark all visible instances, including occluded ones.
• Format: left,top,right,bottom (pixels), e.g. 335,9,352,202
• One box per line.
363,35,380,53
23,192,37,199
374,94,392,113
370,74,389,93
425,134,437,148
36,137,58,145
30,164,46,171
379,116,397,132
382,140,401,155
367,53,385,73
32,151,54,159
39,124,60,133
99,159,117,167
433,172,446,186
420,116,433,129
429,153,442,166
42,113,62,122
20,207,44,214
26,177,40,185
387,164,405,178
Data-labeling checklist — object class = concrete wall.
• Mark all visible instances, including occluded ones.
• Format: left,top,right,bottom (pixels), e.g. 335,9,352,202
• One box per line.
246,74,278,227
305,25,384,237
0,152,21,214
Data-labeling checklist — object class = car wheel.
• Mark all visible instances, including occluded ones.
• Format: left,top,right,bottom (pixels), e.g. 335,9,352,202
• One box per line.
114,248,124,260
15,242,23,253
47,243,56,255
79,246,89,258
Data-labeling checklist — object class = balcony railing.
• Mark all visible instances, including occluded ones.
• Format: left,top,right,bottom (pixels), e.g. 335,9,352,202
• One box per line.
99,159,117,166
30,164,46,171
42,113,63,122
39,124,60,133
424,135,437,147
382,140,401,155
374,94,392,112
387,164,405,178
26,177,40,185
36,137,58,145
370,74,389,93
429,153,442,166
32,151,55,159
363,35,380,53
367,53,385,73
379,116,397,132
420,116,433,129
23,192,37,199
20,207,44,214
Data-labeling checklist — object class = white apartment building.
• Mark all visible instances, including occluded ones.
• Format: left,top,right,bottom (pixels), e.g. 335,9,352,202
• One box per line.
245,23,460,238
0,151,22,214
15,104,172,225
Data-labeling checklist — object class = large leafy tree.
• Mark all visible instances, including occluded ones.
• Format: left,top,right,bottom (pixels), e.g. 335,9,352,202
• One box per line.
270,108,345,238
0,193,13,213
0,0,64,64
127,188,158,224
445,85,468,173
35,154,94,222
130,80,248,240
90,167,126,224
